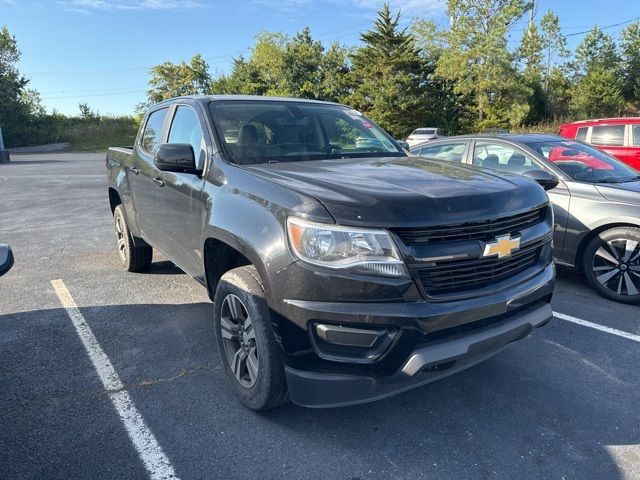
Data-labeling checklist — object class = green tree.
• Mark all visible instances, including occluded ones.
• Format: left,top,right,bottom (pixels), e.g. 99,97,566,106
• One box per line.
545,67,572,119
347,4,428,137
78,102,99,122
411,19,446,65
411,19,461,132
519,22,543,80
518,22,545,123
436,0,532,130
570,26,622,118
20,88,46,117
145,53,212,106
571,67,623,117
572,26,620,77
620,22,640,109
210,29,350,102
281,28,325,98
538,11,570,119
539,11,568,89
211,56,268,95
317,42,351,102
0,26,30,147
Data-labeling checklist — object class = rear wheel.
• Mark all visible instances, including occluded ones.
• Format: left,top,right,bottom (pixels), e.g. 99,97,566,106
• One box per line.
113,205,152,272
213,266,288,410
583,226,640,304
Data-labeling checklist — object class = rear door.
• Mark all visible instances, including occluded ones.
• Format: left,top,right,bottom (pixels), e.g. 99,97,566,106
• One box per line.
129,106,169,245
589,124,633,165
153,103,209,277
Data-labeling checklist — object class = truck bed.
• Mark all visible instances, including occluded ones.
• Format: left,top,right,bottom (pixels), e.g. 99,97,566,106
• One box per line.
106,146,133,169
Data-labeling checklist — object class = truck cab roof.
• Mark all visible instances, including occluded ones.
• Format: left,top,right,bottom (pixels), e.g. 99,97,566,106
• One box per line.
153,94,343,109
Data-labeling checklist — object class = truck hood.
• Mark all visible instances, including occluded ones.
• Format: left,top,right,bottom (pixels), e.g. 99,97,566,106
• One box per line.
595,180,640,204
246,156,548,227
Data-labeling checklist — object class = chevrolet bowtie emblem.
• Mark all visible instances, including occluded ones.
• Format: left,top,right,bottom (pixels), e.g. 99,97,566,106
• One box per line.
483,234,521,259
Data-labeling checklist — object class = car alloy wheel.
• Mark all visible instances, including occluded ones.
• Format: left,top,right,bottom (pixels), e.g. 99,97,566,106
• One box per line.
591,238,640,297
219,293,259,388
114,213,127,263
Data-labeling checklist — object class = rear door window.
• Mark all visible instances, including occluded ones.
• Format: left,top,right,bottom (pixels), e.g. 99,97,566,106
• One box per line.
631,125,640,147
141,108,169,155
591,125,625,146
576,127,588,142
416,142,466,162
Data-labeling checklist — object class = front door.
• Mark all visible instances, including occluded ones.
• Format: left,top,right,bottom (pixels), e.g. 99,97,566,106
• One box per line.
153,104,209,277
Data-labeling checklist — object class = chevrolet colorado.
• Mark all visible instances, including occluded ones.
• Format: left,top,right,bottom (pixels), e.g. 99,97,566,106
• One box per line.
106,96,555,410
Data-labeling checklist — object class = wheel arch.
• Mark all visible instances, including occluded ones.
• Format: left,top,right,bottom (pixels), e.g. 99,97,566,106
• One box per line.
576,221,640,272
203,234,267,301
108,187,122,214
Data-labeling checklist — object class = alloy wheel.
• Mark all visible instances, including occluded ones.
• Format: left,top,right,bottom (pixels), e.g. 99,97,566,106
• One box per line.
115,214,127,263
592,238,640,297
219,294,259,388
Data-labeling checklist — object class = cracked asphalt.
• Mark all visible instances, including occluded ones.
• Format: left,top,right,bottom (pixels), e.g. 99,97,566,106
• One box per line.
1,153,639,479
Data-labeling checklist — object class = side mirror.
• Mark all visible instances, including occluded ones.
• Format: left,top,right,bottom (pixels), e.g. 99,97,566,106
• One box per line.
155,143,199,174
396,140,409,150
0,244,14,276
523,169,560,191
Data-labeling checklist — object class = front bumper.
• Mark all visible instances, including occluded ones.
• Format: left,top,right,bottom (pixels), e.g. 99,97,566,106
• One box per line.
267,259,554,407
285,301,552,407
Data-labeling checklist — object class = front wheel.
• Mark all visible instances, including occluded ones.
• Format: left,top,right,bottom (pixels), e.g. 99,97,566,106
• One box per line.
213,266,288,410
583,227,640,304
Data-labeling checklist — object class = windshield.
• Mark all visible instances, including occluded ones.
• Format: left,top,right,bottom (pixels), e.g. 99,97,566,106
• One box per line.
413,128,436,135
526,140,639,183
209,100,404,165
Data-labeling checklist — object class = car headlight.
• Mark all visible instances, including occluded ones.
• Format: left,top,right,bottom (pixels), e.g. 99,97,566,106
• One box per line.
286,217,407,277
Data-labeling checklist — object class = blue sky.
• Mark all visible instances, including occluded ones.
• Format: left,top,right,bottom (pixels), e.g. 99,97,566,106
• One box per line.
2,0,639,116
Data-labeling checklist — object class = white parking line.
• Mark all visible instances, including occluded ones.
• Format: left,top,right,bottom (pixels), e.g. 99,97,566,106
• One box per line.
553,311,640,343
51,279,180,480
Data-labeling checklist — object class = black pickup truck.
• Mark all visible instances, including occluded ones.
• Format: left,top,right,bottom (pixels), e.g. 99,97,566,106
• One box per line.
106,95,555,410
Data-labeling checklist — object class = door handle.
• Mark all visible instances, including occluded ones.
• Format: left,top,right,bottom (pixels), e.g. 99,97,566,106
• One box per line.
152,177,165,187
129,166,139,175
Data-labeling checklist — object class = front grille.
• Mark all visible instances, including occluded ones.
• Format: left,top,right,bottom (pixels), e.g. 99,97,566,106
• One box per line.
393,207,546,245
415,241,542,296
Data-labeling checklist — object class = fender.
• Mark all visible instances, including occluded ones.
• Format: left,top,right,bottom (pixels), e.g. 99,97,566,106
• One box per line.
199,159,333,296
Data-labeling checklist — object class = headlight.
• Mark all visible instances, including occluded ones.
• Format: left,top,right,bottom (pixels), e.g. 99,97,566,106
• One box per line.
286,217,407,277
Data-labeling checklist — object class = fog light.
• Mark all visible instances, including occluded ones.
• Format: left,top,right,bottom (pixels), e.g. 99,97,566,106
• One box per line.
315,324,386,348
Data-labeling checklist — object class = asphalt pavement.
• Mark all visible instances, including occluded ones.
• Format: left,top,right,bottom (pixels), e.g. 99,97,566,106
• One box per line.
1,153,638,479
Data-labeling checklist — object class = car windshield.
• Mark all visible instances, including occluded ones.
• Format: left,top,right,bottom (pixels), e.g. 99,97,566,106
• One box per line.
526,140,640,183
209,100,404,165
413,128,435,135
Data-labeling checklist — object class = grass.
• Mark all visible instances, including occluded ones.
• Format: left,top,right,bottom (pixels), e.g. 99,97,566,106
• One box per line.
6,115,140,152
64,119,139,151
511,121,565,135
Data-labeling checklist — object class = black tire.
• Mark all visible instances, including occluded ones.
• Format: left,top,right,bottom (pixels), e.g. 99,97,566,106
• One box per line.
113,205,152,272
583,226,640,304
213,266,288,410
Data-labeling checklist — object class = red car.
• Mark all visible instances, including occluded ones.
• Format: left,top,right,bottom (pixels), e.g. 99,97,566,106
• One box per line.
559,118,640,170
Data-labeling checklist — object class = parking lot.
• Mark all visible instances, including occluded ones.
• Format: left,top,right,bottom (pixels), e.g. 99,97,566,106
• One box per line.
1,152,639,479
